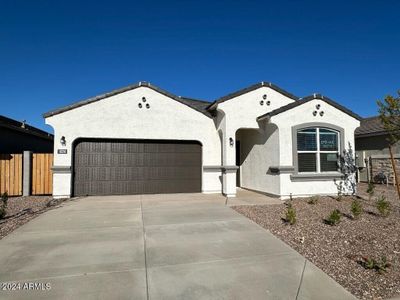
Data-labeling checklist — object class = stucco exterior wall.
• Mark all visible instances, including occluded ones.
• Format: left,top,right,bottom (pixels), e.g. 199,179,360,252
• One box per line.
45,86,221,198
216,87,295,164
237,124,280,195
215,87,295,196
270,99,360,198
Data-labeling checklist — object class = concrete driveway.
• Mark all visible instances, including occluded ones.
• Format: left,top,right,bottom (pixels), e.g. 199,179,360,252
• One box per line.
0,193,355,300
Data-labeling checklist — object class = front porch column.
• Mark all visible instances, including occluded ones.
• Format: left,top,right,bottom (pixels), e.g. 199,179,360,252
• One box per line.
221,130,238,197
222,166,238,197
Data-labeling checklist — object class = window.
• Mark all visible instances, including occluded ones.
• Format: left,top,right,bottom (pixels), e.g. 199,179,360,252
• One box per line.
297,127,339,173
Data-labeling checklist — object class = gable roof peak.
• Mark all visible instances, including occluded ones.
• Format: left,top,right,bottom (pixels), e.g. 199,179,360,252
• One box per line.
206,81,299,110
43,81,212,118
257,94,361,121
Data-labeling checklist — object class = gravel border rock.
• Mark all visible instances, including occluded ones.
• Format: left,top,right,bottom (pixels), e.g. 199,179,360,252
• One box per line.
0,196,69,239
232,183,400,300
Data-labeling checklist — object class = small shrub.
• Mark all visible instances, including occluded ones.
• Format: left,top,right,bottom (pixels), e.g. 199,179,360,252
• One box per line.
336,191,343,202
308,196,319,205
0,207,5,219
351,199,363,219
284,203,296,225
0,192,7,219
360,256,391,273
376,195,390,217
1,192,8,206
326,209,341,225
366,182,375,199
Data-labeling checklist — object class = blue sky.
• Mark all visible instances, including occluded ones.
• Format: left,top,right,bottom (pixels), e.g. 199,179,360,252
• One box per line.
1,0,399,132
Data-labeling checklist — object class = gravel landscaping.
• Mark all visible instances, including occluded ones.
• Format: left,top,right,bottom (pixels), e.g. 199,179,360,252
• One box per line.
233,183,400,300
0,196,68,239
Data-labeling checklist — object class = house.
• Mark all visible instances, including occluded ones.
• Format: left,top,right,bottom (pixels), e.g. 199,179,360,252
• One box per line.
43,82,361,199
0,115,53,154
356,116,400,183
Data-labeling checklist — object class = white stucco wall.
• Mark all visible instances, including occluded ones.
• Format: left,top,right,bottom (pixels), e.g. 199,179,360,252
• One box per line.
45,86,221,198
214,86,295,196
237,124,280,195
216,87,295,165
270,99,360,198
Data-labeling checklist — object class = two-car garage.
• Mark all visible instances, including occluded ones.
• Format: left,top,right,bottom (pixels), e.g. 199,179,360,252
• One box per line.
73,139,202,196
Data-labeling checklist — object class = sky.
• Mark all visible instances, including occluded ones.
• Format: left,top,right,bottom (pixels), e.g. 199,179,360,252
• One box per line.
1,0,399,132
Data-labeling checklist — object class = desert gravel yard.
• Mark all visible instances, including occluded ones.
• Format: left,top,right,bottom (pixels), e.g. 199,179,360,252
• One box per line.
233,183,400,300
0,196,66,239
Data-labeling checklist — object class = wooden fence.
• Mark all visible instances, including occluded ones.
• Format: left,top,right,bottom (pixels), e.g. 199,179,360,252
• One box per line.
0,153,53,196
0,154,23,196
32,153,53,195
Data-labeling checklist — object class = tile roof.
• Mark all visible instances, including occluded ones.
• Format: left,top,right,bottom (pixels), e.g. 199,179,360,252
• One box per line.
43,82,213,118
355,116,387,137
206,82,298,110
0,115,53,140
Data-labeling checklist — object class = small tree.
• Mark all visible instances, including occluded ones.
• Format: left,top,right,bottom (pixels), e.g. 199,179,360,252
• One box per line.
377,91,400,201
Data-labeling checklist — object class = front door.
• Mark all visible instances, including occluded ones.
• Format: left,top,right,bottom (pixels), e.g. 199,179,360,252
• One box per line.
236,140,241,187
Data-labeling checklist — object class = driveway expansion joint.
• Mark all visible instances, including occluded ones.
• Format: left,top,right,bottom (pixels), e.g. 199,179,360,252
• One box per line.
140,196,150,300
295,259,307,300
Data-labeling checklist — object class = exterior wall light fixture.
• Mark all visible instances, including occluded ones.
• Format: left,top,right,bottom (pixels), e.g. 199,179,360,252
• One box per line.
229,137,234,147
60,136,66,146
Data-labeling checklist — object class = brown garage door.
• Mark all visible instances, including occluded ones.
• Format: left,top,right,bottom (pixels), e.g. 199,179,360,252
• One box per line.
73,139,202,196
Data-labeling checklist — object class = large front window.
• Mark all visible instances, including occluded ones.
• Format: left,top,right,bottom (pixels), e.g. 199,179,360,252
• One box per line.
297,128,339,173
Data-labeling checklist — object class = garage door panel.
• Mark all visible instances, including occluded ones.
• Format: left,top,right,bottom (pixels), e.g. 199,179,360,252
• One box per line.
73,140,202,196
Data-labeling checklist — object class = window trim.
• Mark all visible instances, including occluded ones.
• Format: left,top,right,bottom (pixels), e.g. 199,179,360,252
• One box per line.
291,123,345,175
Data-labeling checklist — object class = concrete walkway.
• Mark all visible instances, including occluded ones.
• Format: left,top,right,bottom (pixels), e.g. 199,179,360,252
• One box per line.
0,193,356,299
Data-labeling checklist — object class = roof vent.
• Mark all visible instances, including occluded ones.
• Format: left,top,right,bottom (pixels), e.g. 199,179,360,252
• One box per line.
21,120,26,128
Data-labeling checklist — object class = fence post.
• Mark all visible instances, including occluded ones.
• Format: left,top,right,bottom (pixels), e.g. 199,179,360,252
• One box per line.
23,151,32,196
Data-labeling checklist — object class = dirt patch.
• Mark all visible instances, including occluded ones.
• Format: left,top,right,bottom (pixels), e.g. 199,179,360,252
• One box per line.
232,183,400,300
0,196,69,239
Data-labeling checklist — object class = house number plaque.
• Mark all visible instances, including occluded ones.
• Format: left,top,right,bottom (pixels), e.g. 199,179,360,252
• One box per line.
57,149,67,154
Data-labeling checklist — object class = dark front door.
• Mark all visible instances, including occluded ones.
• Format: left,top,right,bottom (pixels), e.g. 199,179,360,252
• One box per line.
73,139,202,196
236,140,241,187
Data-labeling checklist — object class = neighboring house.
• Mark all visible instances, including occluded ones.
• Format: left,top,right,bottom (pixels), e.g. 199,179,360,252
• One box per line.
44,82,361,199
0,115,53,153
355,116,400,183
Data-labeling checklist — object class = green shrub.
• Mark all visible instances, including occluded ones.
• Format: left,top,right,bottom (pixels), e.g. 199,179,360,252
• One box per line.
0,192,7,219
376,195,390,217
366,182,375,199
307,196,319,205
1,192,8,206
284,203,296,225
336,191,343,202
0,207,5,219
326,209,341,225
361,256,391,273
351,199,363,219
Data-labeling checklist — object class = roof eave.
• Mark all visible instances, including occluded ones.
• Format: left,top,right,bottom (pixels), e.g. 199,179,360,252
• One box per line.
43,82,212,119
206,81,299,112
